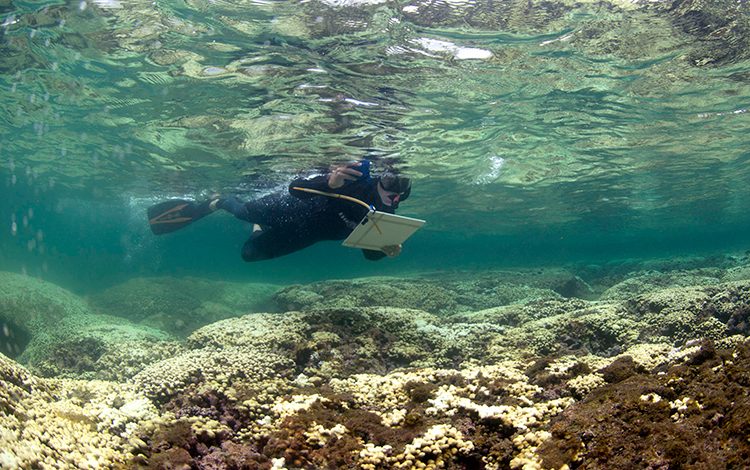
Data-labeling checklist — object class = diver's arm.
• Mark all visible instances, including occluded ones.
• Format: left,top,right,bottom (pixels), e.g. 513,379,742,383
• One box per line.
288,175,331,198
362,249,387,261
327,163,363,189
362,244,402,261
289,163,364,198
289,162,362,199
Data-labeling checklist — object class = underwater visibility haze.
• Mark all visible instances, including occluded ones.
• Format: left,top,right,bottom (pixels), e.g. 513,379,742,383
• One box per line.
1,0,749,285
2,0,750,468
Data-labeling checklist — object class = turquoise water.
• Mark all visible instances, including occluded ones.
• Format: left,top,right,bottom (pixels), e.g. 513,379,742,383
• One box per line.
1,0,750,290
3,3,750,468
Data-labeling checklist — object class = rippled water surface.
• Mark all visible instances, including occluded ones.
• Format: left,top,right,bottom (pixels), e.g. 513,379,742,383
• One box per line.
1,0,749,285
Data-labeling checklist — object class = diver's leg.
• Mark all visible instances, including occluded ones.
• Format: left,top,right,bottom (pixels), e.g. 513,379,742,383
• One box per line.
241,227,317,262
217,193,306,226
215,196,252,222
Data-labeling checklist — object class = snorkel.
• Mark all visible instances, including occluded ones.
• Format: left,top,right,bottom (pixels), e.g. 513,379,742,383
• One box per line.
357,159,372,182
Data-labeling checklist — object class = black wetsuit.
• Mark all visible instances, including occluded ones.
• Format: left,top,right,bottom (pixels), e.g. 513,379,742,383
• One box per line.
218,175,394,262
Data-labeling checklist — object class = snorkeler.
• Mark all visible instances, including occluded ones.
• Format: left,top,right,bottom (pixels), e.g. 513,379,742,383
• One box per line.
147,161,412,262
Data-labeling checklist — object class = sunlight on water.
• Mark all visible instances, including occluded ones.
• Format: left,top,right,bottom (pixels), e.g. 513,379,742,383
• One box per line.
0,0,749,282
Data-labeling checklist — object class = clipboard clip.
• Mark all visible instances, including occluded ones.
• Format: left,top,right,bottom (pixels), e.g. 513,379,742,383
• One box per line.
363,208,382,234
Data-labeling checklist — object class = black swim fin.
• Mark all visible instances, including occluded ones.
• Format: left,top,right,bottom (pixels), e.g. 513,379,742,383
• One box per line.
147,199,214,235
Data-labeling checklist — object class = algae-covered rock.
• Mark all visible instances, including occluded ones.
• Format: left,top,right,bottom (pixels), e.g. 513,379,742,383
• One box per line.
0,272,181,381
20,314,184,382
724,263,750,282
0,271,96,336
599,270,723,301
499,302,641,358
448,298,589,327
587,254,750,297
135,306,510,402
537,341,750,469
455,269,594,299
89,277,280,337
627,280,750,345
273,274,567,314
273,278,464,313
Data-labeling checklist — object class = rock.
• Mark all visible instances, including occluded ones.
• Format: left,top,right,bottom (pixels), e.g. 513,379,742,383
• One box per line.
0,272,181,381
89,276,280,337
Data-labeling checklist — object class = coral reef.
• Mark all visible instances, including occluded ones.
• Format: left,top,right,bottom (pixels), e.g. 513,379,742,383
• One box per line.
2,260,750,467
271,269,587,315
0,271,181,381
538,341,750,469
21,315,183,382
599,270,723,301
0,351,162,468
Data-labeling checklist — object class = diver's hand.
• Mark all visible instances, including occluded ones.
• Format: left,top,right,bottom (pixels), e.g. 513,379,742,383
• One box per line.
328,162,363,189
381,244,402,257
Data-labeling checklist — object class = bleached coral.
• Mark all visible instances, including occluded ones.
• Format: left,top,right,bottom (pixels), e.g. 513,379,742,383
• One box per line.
391,424,474,469
0,353,161,469
132,345,292,400
509,430,553,470
305,423,348,446
427,386,573,431
567,373,606,397
358,443,394,469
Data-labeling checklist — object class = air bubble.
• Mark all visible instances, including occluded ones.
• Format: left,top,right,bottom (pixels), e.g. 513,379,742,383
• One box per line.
79,1,87,11
11,221,17,236
2,324,9,337
2,15,16,28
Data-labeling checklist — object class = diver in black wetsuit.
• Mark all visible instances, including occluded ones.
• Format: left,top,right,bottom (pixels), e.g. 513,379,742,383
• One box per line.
208,161,411,262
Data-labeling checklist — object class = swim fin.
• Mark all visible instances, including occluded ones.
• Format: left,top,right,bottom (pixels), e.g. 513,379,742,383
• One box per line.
147,199,214,235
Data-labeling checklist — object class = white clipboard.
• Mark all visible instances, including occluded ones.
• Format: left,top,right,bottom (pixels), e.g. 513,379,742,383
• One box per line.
342,211,426,251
